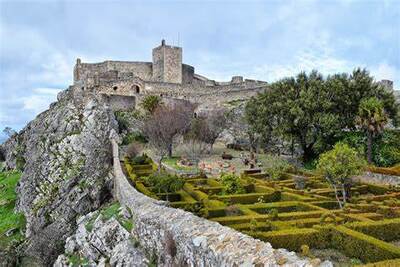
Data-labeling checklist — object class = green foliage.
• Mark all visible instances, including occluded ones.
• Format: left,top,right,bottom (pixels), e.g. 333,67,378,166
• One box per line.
0,171,26,250
340,130,400,167
114,109,143,133
330,226,400,263
263,155,292,180
67,253,90,267
254,228,327,251
130,154,152,165
141,95,162,114
246,68,399,161
356,97,388,135
345,219,400,242
122,131,147,145
85,202,134,233
317,143,365,184
143,172,184,195
220,173,245,195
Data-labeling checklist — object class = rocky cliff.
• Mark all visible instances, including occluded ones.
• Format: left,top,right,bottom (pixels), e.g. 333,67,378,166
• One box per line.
2,89,118,265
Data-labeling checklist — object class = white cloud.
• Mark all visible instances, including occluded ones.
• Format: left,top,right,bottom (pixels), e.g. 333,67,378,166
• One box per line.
22,88,61,115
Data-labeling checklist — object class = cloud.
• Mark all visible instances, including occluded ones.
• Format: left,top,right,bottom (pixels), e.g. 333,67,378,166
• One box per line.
22,88,62,115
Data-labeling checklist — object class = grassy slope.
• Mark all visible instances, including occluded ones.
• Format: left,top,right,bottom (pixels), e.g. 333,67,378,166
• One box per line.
0,170,26,250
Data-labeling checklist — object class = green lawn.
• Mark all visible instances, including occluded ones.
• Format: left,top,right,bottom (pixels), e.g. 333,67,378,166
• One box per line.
162,157,196,171
0,170,26,250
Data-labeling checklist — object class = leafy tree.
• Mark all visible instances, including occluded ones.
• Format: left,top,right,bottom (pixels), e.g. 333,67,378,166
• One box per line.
356,97,388,164
140,95,162,114
317,143,365,208
246,68,399,161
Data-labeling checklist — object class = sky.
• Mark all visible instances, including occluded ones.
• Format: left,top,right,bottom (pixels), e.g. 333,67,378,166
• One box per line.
0,0,399,142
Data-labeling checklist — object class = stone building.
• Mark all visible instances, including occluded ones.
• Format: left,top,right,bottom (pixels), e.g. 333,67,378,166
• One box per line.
72,40,268,110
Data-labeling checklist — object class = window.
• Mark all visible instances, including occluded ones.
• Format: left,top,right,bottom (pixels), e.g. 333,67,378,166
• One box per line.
135,85,140,94
113,86,118,91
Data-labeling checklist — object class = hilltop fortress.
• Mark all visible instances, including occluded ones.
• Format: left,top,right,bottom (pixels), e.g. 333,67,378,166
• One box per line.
72,40,268,110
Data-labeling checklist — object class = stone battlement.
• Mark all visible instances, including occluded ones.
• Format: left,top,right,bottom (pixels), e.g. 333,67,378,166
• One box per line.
72,40,269,110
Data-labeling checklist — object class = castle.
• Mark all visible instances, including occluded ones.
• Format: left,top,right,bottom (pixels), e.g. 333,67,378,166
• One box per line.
72,40,268,110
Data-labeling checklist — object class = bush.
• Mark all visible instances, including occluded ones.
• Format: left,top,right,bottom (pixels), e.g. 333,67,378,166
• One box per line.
263,155,293,180
130,154,151,165
143,172,184,195
220,173,245,195
122,132,147,145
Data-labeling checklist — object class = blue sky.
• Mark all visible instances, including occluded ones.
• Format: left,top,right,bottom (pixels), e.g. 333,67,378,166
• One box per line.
0,0,399,142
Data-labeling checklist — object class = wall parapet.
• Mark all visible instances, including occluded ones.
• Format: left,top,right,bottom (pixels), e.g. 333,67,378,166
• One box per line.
110,134,324,266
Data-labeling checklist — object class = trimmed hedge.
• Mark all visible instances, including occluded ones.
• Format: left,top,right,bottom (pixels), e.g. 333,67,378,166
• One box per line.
135,182,158,199
345,218,400,242
362,258,400,266
330,226,400,263
183,183,208,201
368,165,400,176
215,191,281,204
253,228,327,251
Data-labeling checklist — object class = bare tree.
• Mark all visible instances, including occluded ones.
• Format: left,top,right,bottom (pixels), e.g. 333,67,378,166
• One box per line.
181,118,209,166
201,109,228,152
142,102,194,170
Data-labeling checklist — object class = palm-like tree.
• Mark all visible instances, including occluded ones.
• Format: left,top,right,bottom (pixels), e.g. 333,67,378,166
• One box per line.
356,97,388,164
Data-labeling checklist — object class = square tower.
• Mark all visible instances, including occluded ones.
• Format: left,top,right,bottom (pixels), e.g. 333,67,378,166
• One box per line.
152,40,182,84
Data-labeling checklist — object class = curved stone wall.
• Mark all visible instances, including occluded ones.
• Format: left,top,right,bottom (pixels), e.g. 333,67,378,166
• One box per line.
110,135,322,266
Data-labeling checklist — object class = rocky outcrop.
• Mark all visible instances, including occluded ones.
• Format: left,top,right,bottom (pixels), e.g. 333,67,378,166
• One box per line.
0,133,20,170
54,206,149,267
11,89,118,265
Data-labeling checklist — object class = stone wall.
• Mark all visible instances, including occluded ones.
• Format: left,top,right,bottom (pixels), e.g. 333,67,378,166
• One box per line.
110,135,322,266
103,95,136,111
354,172,400,186
74,60,153,83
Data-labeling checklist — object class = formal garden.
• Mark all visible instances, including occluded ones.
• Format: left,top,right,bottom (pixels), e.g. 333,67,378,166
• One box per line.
113,68,400,265
123,150,400,266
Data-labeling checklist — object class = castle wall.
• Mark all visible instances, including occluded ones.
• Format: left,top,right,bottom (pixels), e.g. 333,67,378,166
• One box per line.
110,137,313,266
102,95,136,111
74,61,153,83
182,64,194,84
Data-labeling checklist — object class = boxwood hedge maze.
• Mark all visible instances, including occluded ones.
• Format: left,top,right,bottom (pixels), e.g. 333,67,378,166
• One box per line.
124,159,400,265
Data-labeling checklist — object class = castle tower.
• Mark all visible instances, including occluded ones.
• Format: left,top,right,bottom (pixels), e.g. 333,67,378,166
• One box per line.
152,39,182,84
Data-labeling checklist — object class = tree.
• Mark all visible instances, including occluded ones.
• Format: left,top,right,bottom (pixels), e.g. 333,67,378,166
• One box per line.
2,127,16,138
246,70,340,161
140,95,162,114
142,102,194,169
356,97,388,164
196,109,227,152
246,68,399,161
317,143,365,208
181,117,209,165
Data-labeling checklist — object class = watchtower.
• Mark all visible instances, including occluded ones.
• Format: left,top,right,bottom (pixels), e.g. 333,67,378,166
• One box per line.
152,39,182,84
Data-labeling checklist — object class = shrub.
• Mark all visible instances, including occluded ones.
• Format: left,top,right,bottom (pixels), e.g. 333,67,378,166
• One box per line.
130,154,151,165
263,155,293,180
125,142,143,159
143,172,184,197
300,244,310,257
320,213,336,225
220,173,245,195
122,132,147,145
